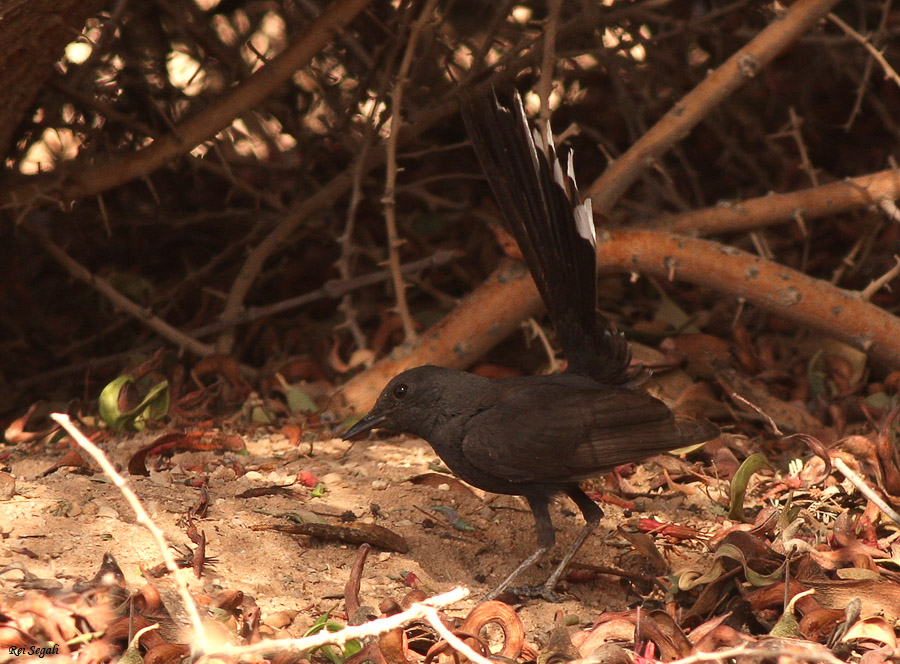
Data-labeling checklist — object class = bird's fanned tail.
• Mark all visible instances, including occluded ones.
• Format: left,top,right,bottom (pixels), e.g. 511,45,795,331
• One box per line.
461,92,633,385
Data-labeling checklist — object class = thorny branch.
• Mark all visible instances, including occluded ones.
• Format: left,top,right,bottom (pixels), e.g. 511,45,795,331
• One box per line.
588,0,843,212
382,0,440,344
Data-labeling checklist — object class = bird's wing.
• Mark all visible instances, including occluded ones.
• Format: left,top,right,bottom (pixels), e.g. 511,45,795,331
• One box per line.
460,380,713,484
461,91,633,385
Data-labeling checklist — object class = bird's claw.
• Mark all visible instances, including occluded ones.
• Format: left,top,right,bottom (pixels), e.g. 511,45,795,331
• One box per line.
508,584,564,603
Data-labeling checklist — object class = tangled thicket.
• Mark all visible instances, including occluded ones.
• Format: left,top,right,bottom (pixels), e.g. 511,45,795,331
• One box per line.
1,0,899,416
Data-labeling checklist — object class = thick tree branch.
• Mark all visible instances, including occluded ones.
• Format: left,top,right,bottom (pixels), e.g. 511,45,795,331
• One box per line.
654,168,900,235
595,230,900,369
340,231,900,412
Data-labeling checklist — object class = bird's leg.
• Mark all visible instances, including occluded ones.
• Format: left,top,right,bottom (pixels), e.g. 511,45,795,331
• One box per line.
536,486,603,599
482,495,555,602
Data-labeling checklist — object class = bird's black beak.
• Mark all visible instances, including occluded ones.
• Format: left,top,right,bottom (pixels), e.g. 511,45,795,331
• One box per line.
342,412,386,440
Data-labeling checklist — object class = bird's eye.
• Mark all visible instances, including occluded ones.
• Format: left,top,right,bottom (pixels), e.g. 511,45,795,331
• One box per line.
393,383,408,399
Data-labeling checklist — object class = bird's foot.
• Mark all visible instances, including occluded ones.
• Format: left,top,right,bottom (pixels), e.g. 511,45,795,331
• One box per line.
507,583,564,603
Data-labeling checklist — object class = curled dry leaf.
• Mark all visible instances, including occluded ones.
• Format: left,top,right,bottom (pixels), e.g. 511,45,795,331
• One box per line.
282,423,303,446
640,610,694,659
379,623,410,664
345,641,391,664
571,618,636,657
143,643,193,664
799,608,845,642
691,624,752,651
133,582,163,614
424,631,489,664
191,355,248,392
128,430,246,476
4,402,58,444
39,448,89,477
459,600,525,660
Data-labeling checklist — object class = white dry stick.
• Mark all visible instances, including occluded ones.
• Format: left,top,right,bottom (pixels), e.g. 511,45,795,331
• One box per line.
216,587,484,660
833,456,900,525
52,414,481,660
50,413,209,650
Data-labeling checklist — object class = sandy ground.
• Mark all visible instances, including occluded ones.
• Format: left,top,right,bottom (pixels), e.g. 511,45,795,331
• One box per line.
0,425,717,645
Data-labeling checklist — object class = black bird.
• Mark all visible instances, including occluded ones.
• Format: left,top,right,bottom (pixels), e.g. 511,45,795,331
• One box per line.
343,92,718,601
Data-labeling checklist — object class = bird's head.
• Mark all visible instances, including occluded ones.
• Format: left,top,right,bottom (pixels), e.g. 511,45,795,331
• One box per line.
341,365,486,441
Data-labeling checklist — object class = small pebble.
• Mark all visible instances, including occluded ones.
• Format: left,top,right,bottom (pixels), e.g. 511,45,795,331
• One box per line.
97,504,119,519
0,472,15,500
148,471,171,486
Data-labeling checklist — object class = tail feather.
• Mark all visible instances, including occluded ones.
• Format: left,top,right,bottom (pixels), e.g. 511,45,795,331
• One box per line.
674,417,720,447
461,91,634,385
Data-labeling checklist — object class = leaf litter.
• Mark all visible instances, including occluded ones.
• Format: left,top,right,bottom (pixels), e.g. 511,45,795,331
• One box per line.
4,335,900,662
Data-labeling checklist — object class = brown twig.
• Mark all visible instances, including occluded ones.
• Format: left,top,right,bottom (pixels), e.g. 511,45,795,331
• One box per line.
338,108,382,352
840,0,894,131
215,56,535,352
588,0,842,212
860,255,900,301
828,11,900,90
12,248,459,392
537,0,561,128
20,217,216,357
382,0,440,343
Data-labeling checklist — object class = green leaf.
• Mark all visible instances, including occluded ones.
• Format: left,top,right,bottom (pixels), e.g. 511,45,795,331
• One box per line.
343,639,362,658
98,375,170,431
430,505,478,531
99,374,134,428
131,380,170,430
728,452,771,522
250,406,275,423
284,383,318,414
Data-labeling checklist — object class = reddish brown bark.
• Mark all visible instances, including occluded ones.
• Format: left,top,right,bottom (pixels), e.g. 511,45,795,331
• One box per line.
340,231,900,413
